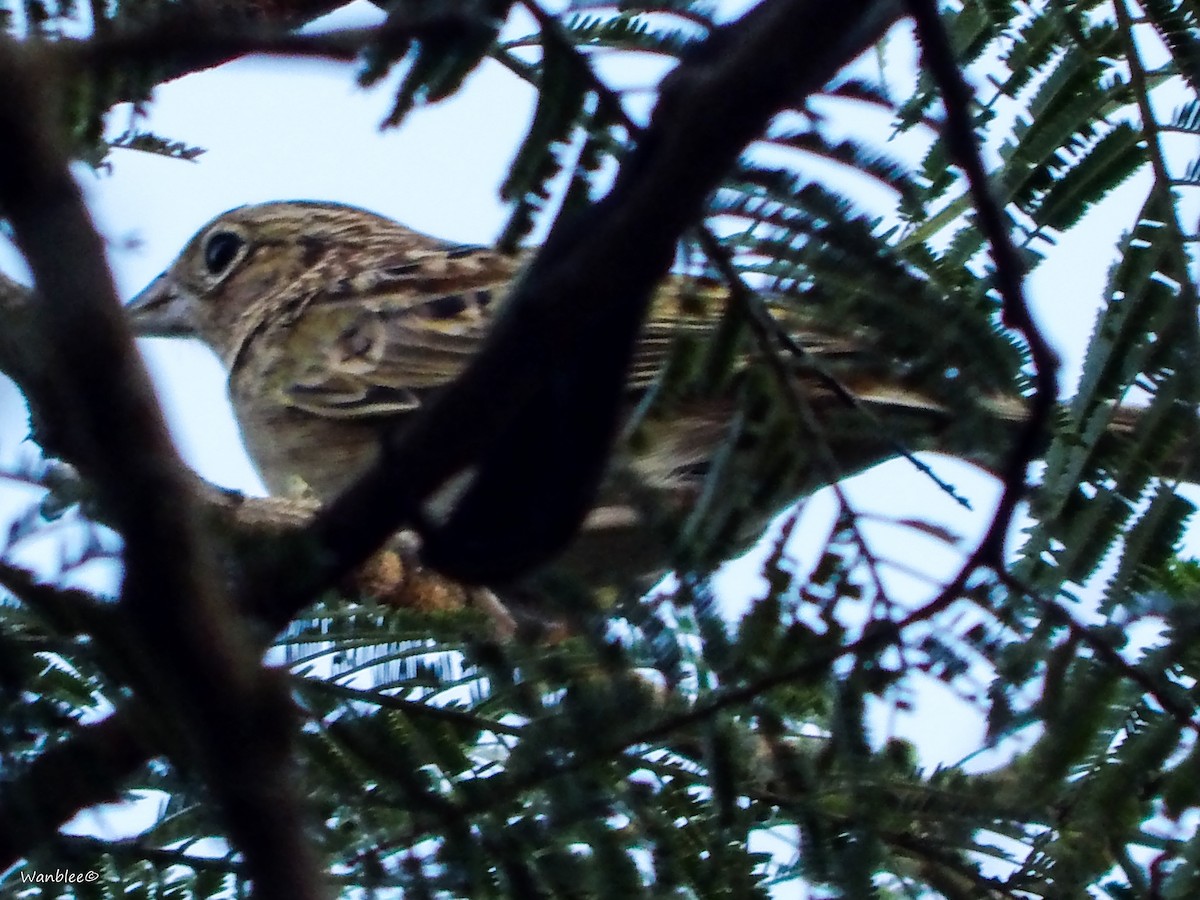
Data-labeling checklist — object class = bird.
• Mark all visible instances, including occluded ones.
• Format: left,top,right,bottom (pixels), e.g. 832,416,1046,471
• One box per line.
125,201,1038,591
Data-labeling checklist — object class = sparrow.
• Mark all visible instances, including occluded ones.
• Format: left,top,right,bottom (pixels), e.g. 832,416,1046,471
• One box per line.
125,201,1031,587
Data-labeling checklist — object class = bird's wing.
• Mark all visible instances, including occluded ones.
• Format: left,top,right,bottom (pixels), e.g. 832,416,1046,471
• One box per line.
277,256,850,421
280,243,509,419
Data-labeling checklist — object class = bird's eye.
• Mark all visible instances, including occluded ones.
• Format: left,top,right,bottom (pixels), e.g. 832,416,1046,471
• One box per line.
203,230,244,277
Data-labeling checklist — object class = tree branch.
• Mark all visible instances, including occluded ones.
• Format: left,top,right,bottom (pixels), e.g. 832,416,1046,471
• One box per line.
0,713,154,865
257,0,907,615
899,0,1059,621
52,2,485,93
0,39,322,900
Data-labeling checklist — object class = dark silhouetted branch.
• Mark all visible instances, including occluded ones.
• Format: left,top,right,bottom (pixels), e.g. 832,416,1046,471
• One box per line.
0,38,322,899
899,0,1059,621
266,0,907,614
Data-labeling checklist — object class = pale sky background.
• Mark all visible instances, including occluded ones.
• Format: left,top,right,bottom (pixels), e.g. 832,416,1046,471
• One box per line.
0,0,1196,871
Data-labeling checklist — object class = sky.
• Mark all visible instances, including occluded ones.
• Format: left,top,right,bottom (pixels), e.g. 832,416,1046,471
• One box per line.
0,0,1196,861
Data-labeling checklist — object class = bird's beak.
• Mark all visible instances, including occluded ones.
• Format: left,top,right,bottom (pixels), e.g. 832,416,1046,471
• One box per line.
125,272,196,338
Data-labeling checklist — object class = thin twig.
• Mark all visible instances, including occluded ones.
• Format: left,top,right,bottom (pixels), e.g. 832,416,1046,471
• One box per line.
996,569,1200,735
696,228,897,610
899,0,1060,623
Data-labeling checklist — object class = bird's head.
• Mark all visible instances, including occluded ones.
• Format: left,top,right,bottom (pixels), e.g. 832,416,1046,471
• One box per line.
125,201,429,366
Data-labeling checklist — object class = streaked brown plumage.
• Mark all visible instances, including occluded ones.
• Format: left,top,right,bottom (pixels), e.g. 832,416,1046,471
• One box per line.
126,201,1030,585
